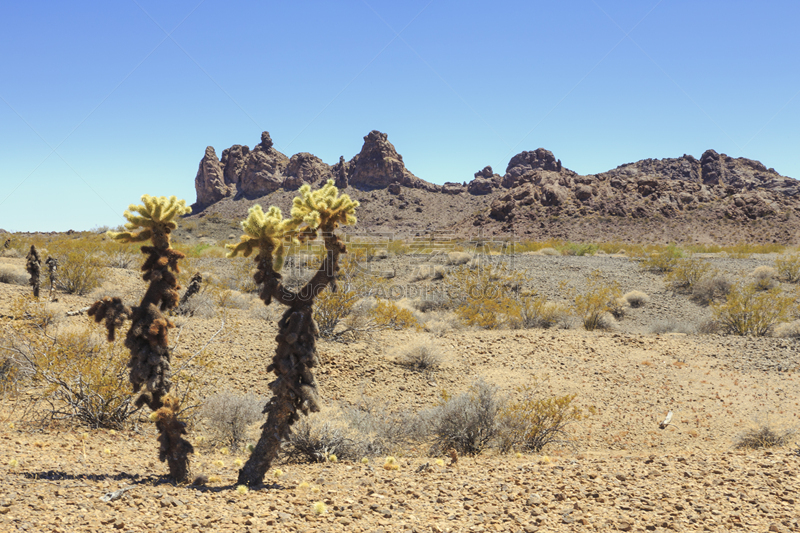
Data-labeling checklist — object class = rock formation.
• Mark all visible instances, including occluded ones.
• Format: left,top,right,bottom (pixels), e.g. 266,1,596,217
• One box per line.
192,132,800,244
194,147,229,206
239,132,290,197
283,153,332,190
347,130,438,192
468,166,502,195
220,145,250,188
478,147,800,242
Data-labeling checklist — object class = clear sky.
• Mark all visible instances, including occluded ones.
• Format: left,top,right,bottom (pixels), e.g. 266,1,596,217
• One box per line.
1,1,799,232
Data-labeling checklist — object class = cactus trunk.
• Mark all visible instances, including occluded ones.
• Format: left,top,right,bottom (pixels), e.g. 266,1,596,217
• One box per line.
237,231,344,487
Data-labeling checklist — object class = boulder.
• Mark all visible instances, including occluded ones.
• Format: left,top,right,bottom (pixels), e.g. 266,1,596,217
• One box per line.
503,148,564,188
442,182,466,195
283,152,332,190
194,146,230,206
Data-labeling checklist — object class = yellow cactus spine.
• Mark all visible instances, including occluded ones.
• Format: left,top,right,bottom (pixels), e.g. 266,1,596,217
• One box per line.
108,194,191,249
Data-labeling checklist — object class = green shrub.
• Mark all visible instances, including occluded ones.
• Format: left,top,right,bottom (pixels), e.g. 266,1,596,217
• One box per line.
751,265,777,291
712,283,795,336
665,257,713,293
639,244,683,273
2,304,135,429
369,299,420,331
498,383,588,453
569,270,621,331
446,264,527,329
507,294,569,329
775,254,800,283
56,251,105,295
560,243,597,256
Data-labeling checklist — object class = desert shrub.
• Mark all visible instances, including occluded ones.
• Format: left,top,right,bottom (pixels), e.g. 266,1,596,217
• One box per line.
314,285,361,338
697,319,721,335
734,425,796,449
104,252,138,269
369,299,420,331
537,247,561,256
712,283,795,336
609,297,628,319
446,251,472,265
412,264,446,281
213,289,252,310
772,320,800,338
665,257,713,293
569,270,621,331
690,275,732,305
623,290,649,308
427,378,502,456
1,248,21,258
221,257,259,293
649,319,696,335
507,294,569,329
775,254,800,283
56,250,105,295
177,292,216,318
200,391,264,450
596,311,618,330
341,397,423,456
639,244,683,273
423,310,466,336
1,307,135,428
392,339,442,372
446,264,527,329
751,265,777,291
0,264,28,286
284,411,372,463
497,384,587,453
560,243,597,256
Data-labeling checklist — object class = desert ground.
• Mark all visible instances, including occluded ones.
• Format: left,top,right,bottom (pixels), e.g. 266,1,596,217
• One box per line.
1,243,799,533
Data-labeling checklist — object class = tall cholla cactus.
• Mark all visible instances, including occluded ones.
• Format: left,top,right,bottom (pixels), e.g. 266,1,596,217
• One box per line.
227,179,358,486
88,195,195,482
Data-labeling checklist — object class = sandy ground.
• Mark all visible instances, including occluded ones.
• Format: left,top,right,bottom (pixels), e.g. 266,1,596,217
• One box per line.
1,252,799,532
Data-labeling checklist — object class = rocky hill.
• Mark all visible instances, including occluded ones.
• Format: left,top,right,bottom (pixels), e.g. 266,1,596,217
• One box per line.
193,131,800,244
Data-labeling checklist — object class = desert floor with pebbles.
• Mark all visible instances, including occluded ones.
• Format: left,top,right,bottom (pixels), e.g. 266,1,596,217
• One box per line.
1,251,799,532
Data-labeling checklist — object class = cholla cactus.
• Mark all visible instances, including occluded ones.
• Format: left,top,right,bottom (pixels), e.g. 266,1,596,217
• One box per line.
228,179,358,486
26,245,41,298
88,194,194,482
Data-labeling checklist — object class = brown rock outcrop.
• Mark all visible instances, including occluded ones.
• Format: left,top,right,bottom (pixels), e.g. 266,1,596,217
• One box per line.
502,148,567,188
283,153,332,190
348,130,438,192
467,166,502,195
220,145,250,188
239,132,289,197
194,147,229,206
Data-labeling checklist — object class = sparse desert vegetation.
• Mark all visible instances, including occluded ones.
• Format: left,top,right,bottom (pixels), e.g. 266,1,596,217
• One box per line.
1,235,799,531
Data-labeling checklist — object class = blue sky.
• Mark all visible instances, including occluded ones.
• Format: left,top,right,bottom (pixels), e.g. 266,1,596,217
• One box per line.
1,1,798,232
